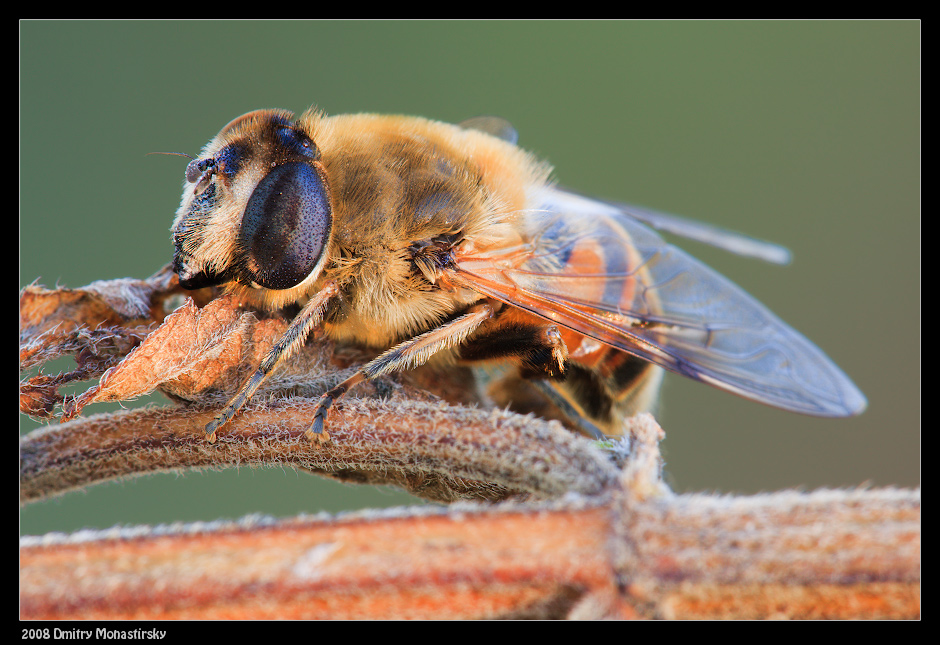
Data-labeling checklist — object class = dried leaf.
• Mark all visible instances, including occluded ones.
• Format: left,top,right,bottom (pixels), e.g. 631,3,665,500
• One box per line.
61,295,276,417
19,266,175,338
20,266,194,418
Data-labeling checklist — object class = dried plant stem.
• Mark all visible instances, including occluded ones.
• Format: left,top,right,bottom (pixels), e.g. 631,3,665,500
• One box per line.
18,274,920,619
20,397,621,505
20,484,919,619
20,406,919,619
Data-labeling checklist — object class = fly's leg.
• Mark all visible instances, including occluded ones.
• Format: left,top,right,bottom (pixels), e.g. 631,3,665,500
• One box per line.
456,321,609,438
307,302,495,442
204,282,339,443
457,321,569,380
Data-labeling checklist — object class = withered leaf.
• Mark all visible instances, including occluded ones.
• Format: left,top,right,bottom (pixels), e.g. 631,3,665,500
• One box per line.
61,295,300,419
22,269,179,417
21,272,167,419
19,267,176,338
20,270,469,424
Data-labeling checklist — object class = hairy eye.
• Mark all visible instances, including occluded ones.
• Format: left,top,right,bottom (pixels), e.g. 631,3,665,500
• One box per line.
238,162,332,290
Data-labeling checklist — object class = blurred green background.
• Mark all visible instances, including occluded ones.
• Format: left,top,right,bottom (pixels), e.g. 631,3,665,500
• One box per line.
20,21,919,536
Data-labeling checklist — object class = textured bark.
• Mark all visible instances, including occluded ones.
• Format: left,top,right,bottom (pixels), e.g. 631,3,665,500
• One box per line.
19,271,920,619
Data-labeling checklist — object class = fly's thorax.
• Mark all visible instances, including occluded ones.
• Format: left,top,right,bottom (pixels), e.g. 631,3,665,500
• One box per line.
311,112,550,251
291,112,550,347
322,280,483,349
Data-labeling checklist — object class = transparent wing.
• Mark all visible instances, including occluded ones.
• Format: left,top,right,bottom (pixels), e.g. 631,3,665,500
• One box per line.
459,116,789,264
453,187,866,417
547,188,791,264
458,116,519,145
599,197,792,265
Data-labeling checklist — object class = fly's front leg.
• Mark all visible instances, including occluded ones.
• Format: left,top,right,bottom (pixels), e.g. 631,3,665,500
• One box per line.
204,282,339,443
307,302,495,442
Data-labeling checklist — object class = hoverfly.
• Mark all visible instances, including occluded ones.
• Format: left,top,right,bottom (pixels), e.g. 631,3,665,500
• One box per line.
170,108,866,443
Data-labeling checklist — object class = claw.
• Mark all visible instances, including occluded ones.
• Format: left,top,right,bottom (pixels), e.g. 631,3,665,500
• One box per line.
305,393,334,443
305,427,331,443
204,406,238,444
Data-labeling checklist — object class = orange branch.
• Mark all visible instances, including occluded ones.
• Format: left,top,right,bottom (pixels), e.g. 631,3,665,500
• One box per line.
20,484,919,619
19,273,920,619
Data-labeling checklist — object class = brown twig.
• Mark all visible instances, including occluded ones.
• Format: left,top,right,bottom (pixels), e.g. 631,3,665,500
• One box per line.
19,273,920,619
19,398,621,505
20,480,919,619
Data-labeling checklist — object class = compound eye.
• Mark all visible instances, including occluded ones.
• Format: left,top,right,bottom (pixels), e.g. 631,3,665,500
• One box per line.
238,162,332,291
